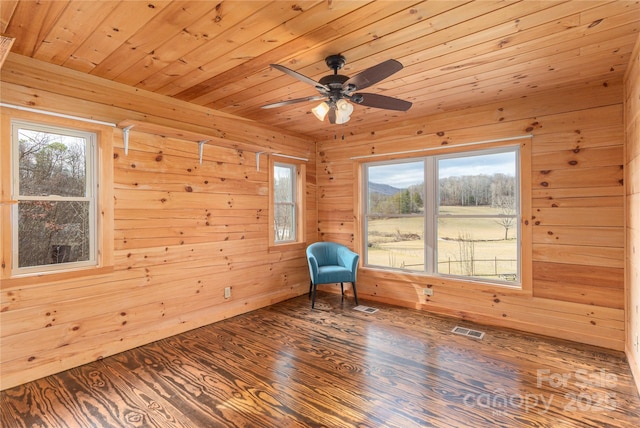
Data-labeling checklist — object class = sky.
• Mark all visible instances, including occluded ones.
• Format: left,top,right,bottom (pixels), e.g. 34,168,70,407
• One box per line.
367,151,516,188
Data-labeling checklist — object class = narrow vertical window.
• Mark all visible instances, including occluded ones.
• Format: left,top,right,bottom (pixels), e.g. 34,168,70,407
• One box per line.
12,121,97,273
273,162,297,243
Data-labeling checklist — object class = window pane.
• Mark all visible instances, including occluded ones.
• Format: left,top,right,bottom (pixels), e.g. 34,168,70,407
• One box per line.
275,202,295,241
366,161,424,271
18,200,91,268
367,216,424,271
274,164,296,242
18,129,87,197
437,218,517,281
438,151,516,214
367,162,424,215
437,149,519,282
274,165,293,203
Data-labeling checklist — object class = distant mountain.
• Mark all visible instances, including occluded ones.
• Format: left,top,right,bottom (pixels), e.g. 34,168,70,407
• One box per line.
369,182,402,196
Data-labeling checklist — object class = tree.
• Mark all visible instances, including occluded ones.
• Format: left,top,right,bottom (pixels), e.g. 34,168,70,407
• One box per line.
399,189,411,214
491,174,516,240
411,185,424,213
494,195,516,240
368,184,424,216
457,232,475,276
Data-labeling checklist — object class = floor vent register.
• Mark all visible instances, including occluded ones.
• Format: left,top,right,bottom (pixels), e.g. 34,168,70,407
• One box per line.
451,326,485,340
353,305,379,314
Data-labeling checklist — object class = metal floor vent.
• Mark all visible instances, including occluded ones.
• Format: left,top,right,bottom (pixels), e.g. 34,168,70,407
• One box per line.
452,326,485,340
353,305,379,314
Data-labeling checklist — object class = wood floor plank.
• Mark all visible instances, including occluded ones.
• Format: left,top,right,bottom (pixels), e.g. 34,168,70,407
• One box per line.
2,293,639,427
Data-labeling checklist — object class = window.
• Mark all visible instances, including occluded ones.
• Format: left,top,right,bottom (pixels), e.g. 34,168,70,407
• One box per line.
363,146,520,286
11,120,98,274
270,159,305,246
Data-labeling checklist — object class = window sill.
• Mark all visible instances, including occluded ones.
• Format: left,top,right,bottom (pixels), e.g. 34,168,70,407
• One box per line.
1,265,114,290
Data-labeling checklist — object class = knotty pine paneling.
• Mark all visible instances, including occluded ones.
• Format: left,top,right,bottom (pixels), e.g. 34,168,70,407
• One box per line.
0,56,316,390
624,32,640,393
532,225,624,247
0,54,312,154
317,79,626,351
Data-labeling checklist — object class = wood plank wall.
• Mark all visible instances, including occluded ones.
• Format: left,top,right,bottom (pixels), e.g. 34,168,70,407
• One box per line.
0,54,317,390
316,79,627,352
625,33,640,393
0,47,634,390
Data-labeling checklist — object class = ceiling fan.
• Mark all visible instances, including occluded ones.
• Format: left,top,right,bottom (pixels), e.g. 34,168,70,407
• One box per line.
262,54,412,124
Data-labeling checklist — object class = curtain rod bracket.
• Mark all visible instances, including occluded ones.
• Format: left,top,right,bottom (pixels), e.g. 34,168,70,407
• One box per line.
198,140,210,164
256,151,267,171
122,125,135,156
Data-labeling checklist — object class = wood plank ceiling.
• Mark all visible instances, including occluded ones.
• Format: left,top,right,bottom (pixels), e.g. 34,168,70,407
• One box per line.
1,0,639,141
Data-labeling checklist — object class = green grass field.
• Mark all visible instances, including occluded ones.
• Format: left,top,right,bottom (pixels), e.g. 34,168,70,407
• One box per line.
366,206,518,280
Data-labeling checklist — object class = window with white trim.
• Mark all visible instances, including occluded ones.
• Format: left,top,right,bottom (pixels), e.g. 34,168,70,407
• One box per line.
363,146,520,286
12,120,98,274
273,162,298,243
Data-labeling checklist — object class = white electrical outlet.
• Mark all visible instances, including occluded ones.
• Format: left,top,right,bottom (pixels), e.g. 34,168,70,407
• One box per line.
423,288,433,296
224,287,231,299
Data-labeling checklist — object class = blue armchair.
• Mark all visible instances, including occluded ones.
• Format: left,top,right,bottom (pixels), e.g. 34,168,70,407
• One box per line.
306,242,359,309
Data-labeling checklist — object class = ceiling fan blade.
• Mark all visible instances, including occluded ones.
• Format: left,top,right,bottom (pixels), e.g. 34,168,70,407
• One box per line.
343,59,404,91
261,95,326,109
352,93,412,111
270,64,329,91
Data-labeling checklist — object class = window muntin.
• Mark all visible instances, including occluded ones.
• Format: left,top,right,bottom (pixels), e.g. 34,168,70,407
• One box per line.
273,162,297,243
364,146,520,286
12,121,97,273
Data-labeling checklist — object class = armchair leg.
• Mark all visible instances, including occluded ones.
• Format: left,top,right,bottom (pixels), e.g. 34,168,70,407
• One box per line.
340,282,344,296
311,283,318,309
352,281,359,306
308,280,313,298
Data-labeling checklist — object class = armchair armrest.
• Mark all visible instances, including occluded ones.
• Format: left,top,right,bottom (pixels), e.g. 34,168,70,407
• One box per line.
337,247,359,277
307,253,319,283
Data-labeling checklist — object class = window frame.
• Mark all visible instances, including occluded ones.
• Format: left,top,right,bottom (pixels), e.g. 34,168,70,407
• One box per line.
1,109,114,283
11,120,98,274
268,156,306,249
361,144,523,288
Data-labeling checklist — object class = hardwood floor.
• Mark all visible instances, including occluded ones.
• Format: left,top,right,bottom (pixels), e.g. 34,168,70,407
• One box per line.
2,293,639,427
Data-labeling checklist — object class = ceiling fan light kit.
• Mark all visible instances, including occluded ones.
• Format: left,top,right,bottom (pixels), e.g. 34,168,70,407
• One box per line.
311,101,330,121
263,54,412,125
334,99,354,124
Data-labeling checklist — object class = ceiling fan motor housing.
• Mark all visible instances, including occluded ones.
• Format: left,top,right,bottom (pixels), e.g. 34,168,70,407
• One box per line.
320,55,351,103
318,74,349,105
325,54,346,71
